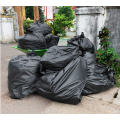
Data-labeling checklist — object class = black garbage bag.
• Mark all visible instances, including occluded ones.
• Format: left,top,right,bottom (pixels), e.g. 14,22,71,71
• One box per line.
27,19,52,36
17,32,47,50
8,51,41,99
67,35,95,54
36,56,87,105
82,52,116,95
41,46,82,72
45,34,59,48
82,52,96,75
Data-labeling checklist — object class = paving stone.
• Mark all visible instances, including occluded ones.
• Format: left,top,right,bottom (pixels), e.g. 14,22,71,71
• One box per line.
88,87,120,103
42,96,120,114
1,93,51,114
58,39,67,46
113,98,120,106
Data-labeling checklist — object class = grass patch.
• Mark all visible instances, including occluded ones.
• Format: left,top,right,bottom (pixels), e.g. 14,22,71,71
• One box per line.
60,38,69,40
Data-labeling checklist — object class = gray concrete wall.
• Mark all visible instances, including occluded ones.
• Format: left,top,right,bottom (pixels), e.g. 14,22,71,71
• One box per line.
75,7,104,50
104,7,120,56
75,6,120,56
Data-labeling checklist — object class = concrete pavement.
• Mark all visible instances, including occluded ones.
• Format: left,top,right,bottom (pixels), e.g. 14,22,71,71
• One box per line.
66,31,76,37
1,42,120,114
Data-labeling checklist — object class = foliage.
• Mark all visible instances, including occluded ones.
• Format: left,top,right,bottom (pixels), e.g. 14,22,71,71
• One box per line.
57,6,75,21
23,19,34,33
96,27,120,86
57,6,75,30
25,6,44,20
114,75,120,87
49,14,73,36
46,6,75,36
38,6,45,21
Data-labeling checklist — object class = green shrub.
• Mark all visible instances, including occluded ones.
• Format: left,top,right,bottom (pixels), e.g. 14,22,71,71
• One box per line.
49,14,73,36
57,6,75,22
57,6,75,34
96,27,120,86
48,6,75,36
23,19,34,33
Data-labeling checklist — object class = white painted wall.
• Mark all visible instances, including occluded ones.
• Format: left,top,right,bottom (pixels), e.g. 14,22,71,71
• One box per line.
0,17,14,43
43,6,53,20
46,6,53,20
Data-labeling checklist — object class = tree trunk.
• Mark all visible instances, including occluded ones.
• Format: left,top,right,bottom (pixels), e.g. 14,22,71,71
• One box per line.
33,6,39,22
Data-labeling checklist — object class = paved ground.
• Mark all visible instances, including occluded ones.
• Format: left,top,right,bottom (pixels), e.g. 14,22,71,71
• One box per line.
1,40,120,114
66,31,76,37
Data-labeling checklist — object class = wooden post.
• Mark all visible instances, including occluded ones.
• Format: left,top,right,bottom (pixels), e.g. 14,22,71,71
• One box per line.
22,6,26,20
33,6,39,22
14,6,24,36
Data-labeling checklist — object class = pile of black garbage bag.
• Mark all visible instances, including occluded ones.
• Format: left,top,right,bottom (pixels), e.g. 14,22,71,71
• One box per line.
8,33,116,105
17,19,59,50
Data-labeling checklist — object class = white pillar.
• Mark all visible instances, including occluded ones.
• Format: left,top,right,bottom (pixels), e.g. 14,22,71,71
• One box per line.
0,17,14,43
75,7,105,49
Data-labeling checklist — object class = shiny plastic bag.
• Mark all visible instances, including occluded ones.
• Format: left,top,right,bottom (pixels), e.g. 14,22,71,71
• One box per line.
45,34,59,48
82,52,116,95
36,56,87,105
18,32,47,50
8,51,41,99
67,35,95,54
40,46,82,72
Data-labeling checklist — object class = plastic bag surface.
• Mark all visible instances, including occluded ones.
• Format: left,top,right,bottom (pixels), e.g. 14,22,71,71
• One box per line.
67,35,95,54
41,46,82,72
36,56,87,105
17,32,47,50
45,34,59,48
8,51,41,99
27,19,52,36
82,52,115,95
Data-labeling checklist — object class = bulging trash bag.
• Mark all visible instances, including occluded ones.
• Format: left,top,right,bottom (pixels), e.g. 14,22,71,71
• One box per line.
67,35,95,54
45,34,59,48
41,46,82,72
36,56,87,105
27,19,52,36
82,65,116,95
17,32,47,50
8,51,41,99
82,52,116,95
82,52,96,75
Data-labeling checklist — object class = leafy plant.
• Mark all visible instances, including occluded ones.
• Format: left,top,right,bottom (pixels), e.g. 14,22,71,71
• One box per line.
38,6,45,21
57,6,75,22
96,27,120,86
46,6,75,36
57,6,75,31
23,19,34,33
49,14,73,36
